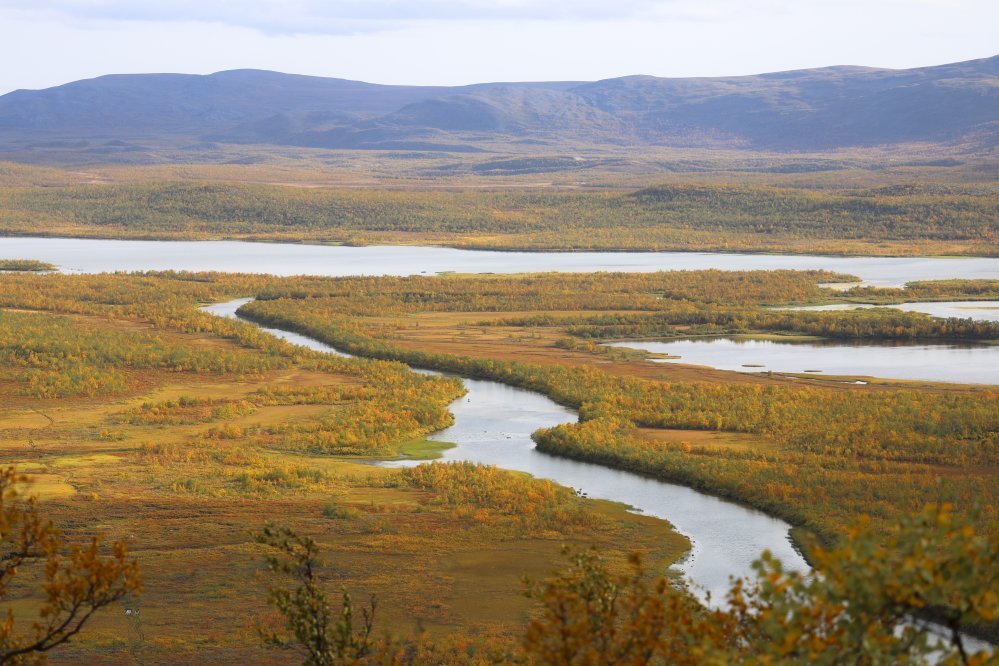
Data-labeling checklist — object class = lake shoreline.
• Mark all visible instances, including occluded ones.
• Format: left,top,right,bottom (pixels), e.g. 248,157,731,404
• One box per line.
0,230,997,259
2,236,998,288
604,337,998,386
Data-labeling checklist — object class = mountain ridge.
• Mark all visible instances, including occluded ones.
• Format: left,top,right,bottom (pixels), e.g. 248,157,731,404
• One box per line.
1,56,996,158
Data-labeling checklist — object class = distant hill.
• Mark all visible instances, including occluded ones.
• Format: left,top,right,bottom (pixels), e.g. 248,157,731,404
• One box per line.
0,56,996,159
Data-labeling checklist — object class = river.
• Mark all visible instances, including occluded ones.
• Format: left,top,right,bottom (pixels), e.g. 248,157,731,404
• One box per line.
204,298,995,653
2,237,993,647
203,298,808,604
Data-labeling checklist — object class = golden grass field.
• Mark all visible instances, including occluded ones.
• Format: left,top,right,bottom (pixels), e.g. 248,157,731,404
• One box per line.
0,252,996,659
0,309,687,664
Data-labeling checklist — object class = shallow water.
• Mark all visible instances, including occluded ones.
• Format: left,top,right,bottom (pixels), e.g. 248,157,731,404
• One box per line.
202,299,808,603
4,237,999,287
605,337,998,385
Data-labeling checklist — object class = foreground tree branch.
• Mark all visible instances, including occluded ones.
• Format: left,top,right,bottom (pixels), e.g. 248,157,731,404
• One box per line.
256,524,376,666
524,504,998,665
0,467,141,665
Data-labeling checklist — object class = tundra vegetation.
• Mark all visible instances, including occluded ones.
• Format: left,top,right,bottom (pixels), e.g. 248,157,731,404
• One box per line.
233,271,999,543
0,271,683,663
0,259,54,272
257,505,998,664
0,267,996,662
0,161,996,256
1,467,140,664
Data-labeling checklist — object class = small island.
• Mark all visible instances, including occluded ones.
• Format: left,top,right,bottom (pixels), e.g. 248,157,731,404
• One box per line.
0,258,56,272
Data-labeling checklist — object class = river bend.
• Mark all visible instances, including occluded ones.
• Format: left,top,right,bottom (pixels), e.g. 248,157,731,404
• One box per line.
203,298,808,603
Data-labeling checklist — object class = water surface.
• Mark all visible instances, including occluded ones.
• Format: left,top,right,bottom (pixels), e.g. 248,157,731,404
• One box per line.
782,301,999,323
202,299,808,603
4,237,999,287
606,338,998,385
393,378,806,603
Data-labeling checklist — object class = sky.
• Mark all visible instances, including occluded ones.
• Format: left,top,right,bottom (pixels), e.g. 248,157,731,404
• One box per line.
1,0,997,93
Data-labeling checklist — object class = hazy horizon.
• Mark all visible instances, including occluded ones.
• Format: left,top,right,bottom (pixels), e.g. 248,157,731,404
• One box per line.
2,0,997,95
5,52,999,96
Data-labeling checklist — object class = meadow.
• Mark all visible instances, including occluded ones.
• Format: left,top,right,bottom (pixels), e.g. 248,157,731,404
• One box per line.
0,240,997,657
0,271,687,663
232,271,999,547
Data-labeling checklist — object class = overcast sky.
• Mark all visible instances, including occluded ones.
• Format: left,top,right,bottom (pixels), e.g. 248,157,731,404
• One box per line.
1,0,997,93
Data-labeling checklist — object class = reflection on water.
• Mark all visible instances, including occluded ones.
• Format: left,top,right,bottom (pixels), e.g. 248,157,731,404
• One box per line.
3,236,999,287
202,299,807,603
606,337,997,385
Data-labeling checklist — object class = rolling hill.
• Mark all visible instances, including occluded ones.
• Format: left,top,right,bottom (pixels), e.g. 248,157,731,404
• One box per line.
0,55,995,160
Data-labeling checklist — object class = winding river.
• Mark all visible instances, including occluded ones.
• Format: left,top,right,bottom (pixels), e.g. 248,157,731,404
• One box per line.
5,237,994,639
203,298,807,603
205,297,993,652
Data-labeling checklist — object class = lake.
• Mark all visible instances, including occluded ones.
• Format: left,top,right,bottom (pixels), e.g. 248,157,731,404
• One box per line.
605,337,998,385
781,301,999,323
2,237,999,287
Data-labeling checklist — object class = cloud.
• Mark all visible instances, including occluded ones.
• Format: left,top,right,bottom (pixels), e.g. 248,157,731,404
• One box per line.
1,0,691,35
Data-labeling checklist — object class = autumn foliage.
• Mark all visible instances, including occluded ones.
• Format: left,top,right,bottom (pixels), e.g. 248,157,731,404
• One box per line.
523,504,998,665
0,467,140,665
257,502,997,664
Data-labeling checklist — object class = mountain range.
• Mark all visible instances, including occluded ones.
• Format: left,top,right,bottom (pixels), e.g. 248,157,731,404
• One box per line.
0,56,996,158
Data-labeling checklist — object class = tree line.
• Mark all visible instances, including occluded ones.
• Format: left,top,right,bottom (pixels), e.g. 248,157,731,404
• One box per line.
1,179,995,254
